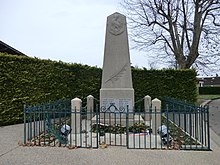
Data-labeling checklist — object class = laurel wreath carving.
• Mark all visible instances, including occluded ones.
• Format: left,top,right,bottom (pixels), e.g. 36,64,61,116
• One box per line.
105,63,128,84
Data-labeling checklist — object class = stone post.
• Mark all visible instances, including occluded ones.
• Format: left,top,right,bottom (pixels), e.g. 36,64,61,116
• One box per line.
144,95,151,121
87,95,94,120
71,98,82,134
151,98,161,134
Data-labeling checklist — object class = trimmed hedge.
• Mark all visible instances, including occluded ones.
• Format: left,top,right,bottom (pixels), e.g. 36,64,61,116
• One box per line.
0,53,102,126
132,68,197,103
199,87,220,95
0,53,197,126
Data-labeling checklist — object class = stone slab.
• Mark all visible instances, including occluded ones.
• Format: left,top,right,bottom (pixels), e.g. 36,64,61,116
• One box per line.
91,114,145,126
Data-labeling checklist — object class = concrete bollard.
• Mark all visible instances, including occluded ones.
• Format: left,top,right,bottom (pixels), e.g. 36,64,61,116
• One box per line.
71,97,82,134
87,95,94,120
144,95,151,121
151,98,161,134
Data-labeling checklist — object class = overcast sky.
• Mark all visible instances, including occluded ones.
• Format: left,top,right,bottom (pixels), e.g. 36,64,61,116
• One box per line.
0,0,149,68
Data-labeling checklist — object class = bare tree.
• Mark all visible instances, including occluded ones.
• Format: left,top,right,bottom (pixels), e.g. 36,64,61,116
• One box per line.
121,0,220,71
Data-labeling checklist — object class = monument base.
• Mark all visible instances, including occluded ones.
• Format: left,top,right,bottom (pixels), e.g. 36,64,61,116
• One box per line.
91,114,144,127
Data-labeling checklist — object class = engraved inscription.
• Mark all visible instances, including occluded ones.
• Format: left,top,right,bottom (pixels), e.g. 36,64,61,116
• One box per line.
101,98,132,112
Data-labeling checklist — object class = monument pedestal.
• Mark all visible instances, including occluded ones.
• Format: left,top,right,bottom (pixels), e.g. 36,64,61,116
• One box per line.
100,88,134,112
91,113,144,127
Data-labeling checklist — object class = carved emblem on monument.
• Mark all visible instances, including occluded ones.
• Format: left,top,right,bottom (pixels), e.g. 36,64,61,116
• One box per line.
109,13,125,36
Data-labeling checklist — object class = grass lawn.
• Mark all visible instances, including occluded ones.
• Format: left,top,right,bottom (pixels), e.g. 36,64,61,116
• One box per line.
198,95,220,100
197,95,220,104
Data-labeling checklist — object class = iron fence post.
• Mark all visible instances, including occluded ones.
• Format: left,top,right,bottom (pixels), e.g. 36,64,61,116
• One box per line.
166,104,169,149
96,104,99,148
206,105,211,150
126,105,129,149
24,104,26,144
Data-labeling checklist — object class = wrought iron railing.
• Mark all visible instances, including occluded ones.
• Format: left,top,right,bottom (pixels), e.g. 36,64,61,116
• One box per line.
23,97,210,151
163,97,210,150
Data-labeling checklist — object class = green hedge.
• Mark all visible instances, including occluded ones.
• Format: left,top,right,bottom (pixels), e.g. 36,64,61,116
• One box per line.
199,87,220,95
132,68,197,103
0,53,101,126
0,53,197,126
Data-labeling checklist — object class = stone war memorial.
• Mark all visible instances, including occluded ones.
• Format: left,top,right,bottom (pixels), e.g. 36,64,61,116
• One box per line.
23,12,211,151
100,12,134,113
95,12,139,126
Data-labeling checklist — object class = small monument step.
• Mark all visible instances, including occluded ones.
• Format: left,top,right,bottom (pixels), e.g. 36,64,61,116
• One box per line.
91,114,144,127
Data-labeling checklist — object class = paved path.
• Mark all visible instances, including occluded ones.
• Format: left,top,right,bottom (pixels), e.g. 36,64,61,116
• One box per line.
0,125,220,165
209,99,220,137
1,100,220,165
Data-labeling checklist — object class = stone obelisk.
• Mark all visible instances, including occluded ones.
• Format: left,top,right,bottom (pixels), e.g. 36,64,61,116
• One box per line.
100,12,134,112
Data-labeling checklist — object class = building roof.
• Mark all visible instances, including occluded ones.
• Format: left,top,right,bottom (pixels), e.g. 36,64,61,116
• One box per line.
198,77,220,86
0,40,26,56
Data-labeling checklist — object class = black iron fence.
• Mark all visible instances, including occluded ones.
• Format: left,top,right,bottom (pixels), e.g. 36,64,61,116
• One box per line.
23,97,210,151
163,97,210,150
